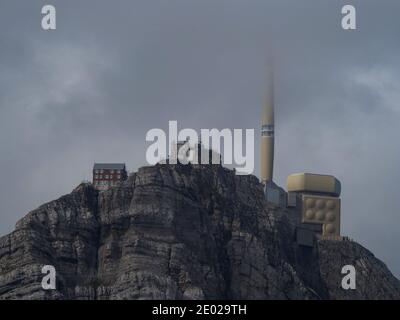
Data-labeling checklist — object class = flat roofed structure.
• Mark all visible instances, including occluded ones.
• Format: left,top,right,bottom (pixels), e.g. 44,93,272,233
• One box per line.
93,163,126,171
287,173,341,197
93,163,127,191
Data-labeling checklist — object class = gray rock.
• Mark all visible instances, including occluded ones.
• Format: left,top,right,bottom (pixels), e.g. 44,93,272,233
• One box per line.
0,164,399,299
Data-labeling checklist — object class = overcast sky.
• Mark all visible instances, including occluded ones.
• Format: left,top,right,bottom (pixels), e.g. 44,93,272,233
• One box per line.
1,0,399,278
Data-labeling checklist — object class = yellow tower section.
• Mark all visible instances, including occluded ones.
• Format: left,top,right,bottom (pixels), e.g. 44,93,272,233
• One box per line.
260,73,274,184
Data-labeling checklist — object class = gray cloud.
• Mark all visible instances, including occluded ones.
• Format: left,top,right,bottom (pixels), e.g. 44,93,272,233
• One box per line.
1,0,400,277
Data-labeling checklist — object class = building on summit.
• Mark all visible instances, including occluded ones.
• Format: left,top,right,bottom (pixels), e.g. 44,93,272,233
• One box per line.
168,139,221,165
260,66,342,245
92,163,127,191
287,173,342,245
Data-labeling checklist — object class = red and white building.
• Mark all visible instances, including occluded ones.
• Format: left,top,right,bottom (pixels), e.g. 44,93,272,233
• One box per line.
92,163,128,190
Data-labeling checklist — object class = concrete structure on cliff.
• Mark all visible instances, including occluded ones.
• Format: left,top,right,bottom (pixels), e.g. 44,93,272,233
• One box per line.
260,70,275,185
260,67,342,244
287,173,342,245
260,69,286,207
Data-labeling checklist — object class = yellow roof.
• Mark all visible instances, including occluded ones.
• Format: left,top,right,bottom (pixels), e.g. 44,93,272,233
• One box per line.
287,173,341,197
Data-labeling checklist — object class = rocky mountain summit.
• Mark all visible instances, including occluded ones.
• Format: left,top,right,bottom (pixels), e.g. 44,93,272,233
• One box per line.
0,164,399,300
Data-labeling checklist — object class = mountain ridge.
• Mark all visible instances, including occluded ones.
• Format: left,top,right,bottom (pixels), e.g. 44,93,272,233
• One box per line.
0,164,399,299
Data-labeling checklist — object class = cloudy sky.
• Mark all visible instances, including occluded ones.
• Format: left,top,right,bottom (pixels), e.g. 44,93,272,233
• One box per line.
1,0,399,277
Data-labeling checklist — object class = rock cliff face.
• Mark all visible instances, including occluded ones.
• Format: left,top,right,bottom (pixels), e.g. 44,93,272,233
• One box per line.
0,164,399,300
